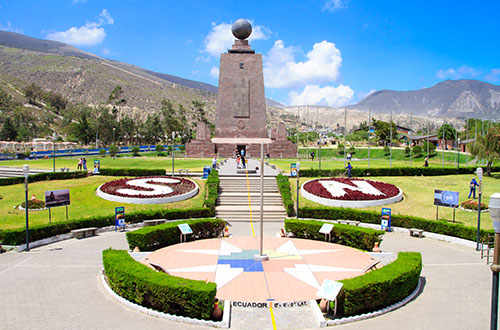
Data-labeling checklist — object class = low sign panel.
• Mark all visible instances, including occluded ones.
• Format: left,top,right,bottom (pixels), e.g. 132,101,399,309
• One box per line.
316,279,343,301
434,190,459,208
115,206,125,227
291,163,297,177
45,189,70,208
178,223,193,235
319,223,334,234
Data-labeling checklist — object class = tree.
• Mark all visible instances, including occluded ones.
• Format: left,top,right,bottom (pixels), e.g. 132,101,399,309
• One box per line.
470,126,500,176
192,100,208,124
24,83,43,105
372,119,398,144
0,117,17,141
437,124,457,150
43,91,67,113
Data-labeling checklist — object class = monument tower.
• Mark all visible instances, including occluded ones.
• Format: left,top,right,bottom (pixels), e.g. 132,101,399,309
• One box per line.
186,19,297,158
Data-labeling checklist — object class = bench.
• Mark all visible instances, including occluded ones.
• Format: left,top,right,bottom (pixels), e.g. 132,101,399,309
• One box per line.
336,219,360,226
60,167,69,172
143,219,167,227
409,228,424,238
71,227,98,239
178,169,189,176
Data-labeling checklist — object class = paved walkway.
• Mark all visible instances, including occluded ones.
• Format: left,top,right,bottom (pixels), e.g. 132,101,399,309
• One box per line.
0,224,495,330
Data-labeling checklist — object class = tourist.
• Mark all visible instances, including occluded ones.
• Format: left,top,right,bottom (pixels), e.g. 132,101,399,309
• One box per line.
77,158,82,170
311,151,315,161
236,156,241,169
423,156,429,167
469,177,479,199
345,162,352,178
212,155,217,169
241,155,246,169
82,157,87,170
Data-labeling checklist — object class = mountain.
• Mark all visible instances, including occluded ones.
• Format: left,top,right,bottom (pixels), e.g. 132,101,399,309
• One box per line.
350,79,500,120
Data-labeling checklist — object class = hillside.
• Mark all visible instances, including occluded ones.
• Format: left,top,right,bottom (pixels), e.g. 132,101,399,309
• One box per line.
350,79,500,120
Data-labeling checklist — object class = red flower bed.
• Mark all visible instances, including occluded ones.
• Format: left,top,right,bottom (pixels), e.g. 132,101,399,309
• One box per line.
303,178,400,201
100,176,196,199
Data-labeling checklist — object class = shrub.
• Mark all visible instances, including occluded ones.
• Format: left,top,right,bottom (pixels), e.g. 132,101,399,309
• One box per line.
21,199,45,209
285,218,383,251
103,249,216,319
109,145,119,157
126,218,226,251
460,199,488,211
0,171,87,186
337,252,422,317
98,168,166,177
412,145,423,157
277,174,295,217
203,170,219,215
131,146,140,156
155,145,165,155
298,206,493,242
99,149,107,157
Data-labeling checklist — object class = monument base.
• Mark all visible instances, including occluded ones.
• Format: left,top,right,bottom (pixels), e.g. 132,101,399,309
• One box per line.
186,141,297,158
185,140,215,158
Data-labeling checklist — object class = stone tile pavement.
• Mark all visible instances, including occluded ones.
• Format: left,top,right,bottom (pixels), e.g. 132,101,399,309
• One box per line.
0,224,496,329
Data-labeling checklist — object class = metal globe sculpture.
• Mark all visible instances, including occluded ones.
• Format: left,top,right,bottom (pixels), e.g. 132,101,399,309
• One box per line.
232,19,252,40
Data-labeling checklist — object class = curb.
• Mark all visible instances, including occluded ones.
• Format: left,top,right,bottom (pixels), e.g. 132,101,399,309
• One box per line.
100,271,230,328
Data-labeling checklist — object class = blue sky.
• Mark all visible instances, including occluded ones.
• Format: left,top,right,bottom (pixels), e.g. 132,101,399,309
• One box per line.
1,0,499,107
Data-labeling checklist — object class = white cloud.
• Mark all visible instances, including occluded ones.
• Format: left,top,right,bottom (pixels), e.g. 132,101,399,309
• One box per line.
209,66,220,78
45,9,113,46
289,84,354,107
323,0,347,12
484,69,500,82
264,40,343,89
0,22,23,34
436,65,480,79
203,21,269,57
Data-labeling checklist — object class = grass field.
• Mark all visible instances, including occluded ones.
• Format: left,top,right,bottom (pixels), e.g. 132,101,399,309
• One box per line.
290,173,500,230
0,175,206,230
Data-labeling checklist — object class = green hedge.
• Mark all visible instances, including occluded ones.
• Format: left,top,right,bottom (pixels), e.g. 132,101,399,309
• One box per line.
337,252,422,317
299,206,493,242
126,218,226,251
98,168,166,176
0,171,88,186
0,207,212,245
103,249,216,319
277,173,295,217
299,166,500,178
203,170,219,215
285,218,383,251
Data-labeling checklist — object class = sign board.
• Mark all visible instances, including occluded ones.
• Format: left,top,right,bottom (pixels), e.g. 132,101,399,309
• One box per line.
115,206,125,229
291,163,297,177
93,160,100,174
319,223,334,234
381,207,391,231
178,223,193,235
316,279,343,301
434,190,459,208
45,189,70,208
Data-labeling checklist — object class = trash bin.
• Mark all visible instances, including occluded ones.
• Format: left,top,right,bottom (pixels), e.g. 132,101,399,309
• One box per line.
202,166,211,179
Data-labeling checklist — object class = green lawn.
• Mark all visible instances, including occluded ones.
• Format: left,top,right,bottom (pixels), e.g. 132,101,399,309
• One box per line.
290,173,500,230
0,175,206,230
0,154,216,172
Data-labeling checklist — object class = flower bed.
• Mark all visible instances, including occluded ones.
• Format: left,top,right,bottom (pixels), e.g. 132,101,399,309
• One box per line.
301,177,403,208
459,199,489,212
97,176,199,204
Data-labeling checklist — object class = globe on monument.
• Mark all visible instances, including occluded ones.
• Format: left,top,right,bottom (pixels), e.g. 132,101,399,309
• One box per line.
232,19,252,40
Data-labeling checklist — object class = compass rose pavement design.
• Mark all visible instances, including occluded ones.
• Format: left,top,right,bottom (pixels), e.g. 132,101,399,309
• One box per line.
143,237,377,302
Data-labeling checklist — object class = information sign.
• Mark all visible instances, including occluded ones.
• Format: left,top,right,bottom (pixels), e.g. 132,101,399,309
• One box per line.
45,189,70,208
316,279,343,301
178,223,193,235
93,160,100,174
434,190,459,208
381,207,391,231
291,163,297,177
319,223,334,234
115,206,125,231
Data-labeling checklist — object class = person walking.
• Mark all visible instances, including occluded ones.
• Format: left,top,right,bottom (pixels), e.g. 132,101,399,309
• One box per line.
82,157,87,170
423,156,429,167
236,156,241,169
311,151,315,161
77,158,82,170
345,162,352,178
468,177,479,199
212,155,217,169
241,155,246,169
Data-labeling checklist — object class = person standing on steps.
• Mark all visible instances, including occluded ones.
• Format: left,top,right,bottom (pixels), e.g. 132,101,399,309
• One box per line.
212,155,217,169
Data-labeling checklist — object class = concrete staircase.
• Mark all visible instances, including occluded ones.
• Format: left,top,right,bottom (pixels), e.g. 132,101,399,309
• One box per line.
215,175,287,223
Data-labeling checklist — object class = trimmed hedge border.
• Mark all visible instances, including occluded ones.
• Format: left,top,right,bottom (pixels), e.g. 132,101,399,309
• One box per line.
126,218,226,251
299,166,500,178
277,173,295,217
285,218,383,251
103,249,216,320
0,170,220,246
0,171,88,186
337,252,422,317
99,168,166,177
299,206,493,242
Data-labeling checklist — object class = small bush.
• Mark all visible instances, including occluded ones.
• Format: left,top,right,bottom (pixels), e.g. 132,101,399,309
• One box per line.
0,171,87,187
285,218,383,251
103,249,216,319
203,170,219,215
337,252,422,317
131,146,140,156
277,174,295,217
99,149,107,157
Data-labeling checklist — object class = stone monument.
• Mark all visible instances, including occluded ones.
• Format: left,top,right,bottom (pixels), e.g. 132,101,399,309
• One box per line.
186,19,297,158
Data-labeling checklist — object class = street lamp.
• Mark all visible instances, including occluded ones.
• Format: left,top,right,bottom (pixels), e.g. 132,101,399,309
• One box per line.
457,137,461,169
477,167,484,250
112,127,116,160
52,132,57,173
23,164,30,252
489,193,500,330
171,131,175,176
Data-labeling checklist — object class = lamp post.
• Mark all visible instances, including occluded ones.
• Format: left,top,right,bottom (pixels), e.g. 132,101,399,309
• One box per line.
318,136,322,171
296,162,300,219
457,137,461,169
489,193,500,330
23,164,30,252
477,167,483,250
112,127,116,160
171,131,175,176
52,132,57,173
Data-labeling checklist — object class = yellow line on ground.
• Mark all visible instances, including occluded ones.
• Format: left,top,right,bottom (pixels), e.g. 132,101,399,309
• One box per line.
269,302,277,330
246,169,255,237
